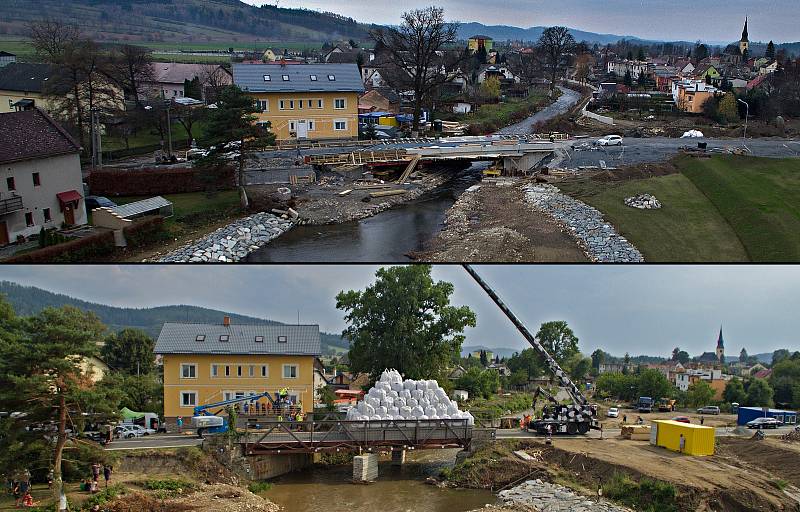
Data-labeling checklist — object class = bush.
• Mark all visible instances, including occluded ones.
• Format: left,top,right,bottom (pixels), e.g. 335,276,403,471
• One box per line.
6,230,116,263
143,478,194,498
82,484,127,510
88,167,235,196
122,216,167,248
247,481,272,493
602,473,677,512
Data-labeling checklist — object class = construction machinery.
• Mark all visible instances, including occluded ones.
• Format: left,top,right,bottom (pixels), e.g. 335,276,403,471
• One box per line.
463,265,599,435
192,391,278,438
658,398,676,412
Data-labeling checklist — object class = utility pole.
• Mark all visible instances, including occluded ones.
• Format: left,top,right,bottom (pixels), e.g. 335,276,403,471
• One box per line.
164,100,174,160
737,98,749,150
90,109,103,170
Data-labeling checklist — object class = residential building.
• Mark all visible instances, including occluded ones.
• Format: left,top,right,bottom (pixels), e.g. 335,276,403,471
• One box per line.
607,60,651,80
147,63,232,102
263,48,279,62
470,350,494,361
476,65,519,85
358,88,400,114
759,61,778,75
468,35,494,54
694,64,721,81
672,79,719,113
0,51,16,68
598,362,634,374
0,109,87,245
234,63,363,140
753,368,773,380
0,62,54,114
448,365,467,381
153,318,321,425
487,363,511,377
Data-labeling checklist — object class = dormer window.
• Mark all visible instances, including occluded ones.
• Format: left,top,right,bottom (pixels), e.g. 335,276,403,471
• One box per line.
278,336,287,343
310,75,318,81
219,335,229,342
327,75,336,81
263,75,271,81
195,335,205,342
255,336,264,342
282,75,290,81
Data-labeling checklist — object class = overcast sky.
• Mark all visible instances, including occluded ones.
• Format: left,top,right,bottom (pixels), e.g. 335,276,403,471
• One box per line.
1,265,798,358
245,0,795,43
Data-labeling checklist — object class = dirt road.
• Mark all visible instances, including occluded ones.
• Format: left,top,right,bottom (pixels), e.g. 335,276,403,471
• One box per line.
497,86,582,135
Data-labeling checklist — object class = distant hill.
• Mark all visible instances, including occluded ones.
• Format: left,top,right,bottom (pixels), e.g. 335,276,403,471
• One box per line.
725,353,773,365
0,281,349,354
457,22,654,45
0,0,372,44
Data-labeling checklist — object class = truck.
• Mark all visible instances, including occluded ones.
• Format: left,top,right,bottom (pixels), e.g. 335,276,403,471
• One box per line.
463,265,599,436
637,396,654,413
192,391,279,438
658,398,676,412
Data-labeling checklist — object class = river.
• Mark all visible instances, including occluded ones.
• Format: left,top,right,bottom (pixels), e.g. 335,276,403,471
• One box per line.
261,453,496,512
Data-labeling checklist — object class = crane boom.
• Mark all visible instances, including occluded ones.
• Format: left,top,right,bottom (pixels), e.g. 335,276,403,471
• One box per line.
193,391,277,416
462,264,588,406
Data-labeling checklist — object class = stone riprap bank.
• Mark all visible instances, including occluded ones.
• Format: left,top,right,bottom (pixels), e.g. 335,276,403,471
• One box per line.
159,212,293,262
523,184,643,263
499,479,631,512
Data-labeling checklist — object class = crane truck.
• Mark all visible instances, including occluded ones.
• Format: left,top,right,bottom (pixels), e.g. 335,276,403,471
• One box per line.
191,391,278,438
463,265,599,435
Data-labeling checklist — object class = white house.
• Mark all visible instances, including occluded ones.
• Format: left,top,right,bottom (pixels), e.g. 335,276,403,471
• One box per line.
0,108,87,245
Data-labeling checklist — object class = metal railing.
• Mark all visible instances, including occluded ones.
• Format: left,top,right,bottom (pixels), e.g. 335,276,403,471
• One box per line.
0,196,23,216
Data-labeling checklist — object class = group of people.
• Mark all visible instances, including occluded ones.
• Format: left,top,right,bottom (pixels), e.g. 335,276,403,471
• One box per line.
80,462,112,494
7,469,35,508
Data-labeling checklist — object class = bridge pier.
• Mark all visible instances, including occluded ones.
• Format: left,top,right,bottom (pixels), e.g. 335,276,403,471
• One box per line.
391,449,406,466
353,453,379,482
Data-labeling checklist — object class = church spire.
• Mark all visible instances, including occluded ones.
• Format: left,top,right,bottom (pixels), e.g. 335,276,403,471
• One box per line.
716,326,724,349
741,17,749,43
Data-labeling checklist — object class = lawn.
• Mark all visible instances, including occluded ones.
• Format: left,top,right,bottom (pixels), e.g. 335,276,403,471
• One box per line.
558,155,800,262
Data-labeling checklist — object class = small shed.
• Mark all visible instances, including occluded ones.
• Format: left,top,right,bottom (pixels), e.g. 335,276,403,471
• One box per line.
650,420,715,456
453,389,469,401
737,406,798,426
91,196,173,246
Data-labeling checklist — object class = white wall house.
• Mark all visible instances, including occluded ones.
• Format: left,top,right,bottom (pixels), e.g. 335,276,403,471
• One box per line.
0,109,87,244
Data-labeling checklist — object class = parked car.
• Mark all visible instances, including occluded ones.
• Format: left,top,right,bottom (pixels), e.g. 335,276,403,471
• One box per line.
114,424,154,438
671,416,691,423
746,417,782,429
596,135,623,146
696,406,720,415
607,407,619,418
85,196,117,210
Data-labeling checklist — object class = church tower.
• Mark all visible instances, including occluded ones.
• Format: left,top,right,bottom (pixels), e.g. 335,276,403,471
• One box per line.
715,326,725,363
740,18,750,55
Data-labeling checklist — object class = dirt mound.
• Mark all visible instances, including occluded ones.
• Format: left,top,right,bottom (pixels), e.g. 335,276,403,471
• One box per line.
103,484,280,512
716,437,800,488
578,161,679,183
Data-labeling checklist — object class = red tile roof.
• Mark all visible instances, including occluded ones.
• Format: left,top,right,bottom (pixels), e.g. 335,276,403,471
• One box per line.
753,369,773,379
0,108,80,164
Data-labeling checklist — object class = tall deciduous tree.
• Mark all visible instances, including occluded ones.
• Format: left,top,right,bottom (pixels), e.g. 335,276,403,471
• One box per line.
536,26,576,93
745,378,774,407
686,380,714,408
106,44,155,108
102,328,155,375
590,349,606,371
534,320,579,365
723,377,747,404
337,265,476,383
370,6,462,135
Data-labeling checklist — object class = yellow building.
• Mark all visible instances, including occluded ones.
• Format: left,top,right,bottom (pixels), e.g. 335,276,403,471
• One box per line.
233,63,363,141
468,35,494,54
154,318,321,425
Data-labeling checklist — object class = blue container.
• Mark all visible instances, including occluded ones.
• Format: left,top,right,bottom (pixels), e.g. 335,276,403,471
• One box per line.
737,406,798,425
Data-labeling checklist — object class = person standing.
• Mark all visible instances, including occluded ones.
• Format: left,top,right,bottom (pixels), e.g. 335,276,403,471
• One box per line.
91,462,101,484
622,414,627,424
103,465,112,489
176,416,183,433
700,416,704,426
679,433,686,453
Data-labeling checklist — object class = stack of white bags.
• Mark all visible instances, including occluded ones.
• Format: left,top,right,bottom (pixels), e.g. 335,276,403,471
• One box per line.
346,369,475,426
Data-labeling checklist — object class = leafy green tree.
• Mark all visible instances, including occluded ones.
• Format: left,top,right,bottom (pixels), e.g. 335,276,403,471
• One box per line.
480,76,501,100
595,372,638,401
317,386,337,412
723,377,747,404
0,303,121,510
717,92,739,123
99,371,163,414
462,355,483,369
637,369,674,399
507,348,543,381
455,366,499,399
591,349,606,371
770,357,800,407
675,350,691,365
337,265,476,383
198,85,276,208
564,353,592,384
102,328,155,375
772,349,791,365
509,369,529,388
686,380,715,408
535,321,579,365
745,378,774,407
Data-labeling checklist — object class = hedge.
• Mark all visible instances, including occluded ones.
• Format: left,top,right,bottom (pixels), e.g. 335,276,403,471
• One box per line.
123,216,168,248
88,166,235,196
5,230,116,263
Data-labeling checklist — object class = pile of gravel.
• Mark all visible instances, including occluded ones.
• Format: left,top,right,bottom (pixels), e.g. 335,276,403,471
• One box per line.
624,194,662,209
499,479,632,512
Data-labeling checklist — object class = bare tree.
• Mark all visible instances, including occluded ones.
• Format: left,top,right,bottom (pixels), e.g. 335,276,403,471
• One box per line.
507,50,544,89
536,26,576,93
106,44,156,108
370,6,463,135
198,64,231,104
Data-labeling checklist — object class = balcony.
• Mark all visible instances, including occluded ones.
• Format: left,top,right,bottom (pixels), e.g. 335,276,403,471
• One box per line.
0,196,23,216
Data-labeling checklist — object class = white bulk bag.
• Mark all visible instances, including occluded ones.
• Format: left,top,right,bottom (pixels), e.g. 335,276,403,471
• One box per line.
412,406,425,417
400,406,412,418
407,398,418,408
425,406,437,417
403,380,417,390
391,382,404,393
395,397,406,408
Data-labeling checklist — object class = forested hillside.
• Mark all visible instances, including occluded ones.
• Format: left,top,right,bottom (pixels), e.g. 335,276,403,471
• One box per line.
0,0,372,43
0,281,349,354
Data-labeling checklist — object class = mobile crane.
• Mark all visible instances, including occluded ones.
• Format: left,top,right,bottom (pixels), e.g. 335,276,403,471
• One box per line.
192,391,279,438
463,265,599,435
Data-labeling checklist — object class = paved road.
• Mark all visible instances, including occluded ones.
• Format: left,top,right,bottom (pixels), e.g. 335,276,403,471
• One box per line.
497,86,582,135
496,424,797,440
104,433,202,451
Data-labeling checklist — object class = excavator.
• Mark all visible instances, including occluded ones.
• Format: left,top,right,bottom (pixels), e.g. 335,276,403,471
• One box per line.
463,264,599,435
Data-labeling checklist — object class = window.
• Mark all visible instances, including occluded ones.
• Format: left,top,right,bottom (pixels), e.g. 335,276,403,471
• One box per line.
180,392,196,407
25,212,33,227
307,100,313,108
327,74,336,81
310,74,318,81
334,98,346,109
289,121,296,131
334,120,347,131
278,335,287,343
219,334,229,342
258,100,268,112
298,100,303,110
282,75,290,81
255,336,264,342
196,335,205,342
261,365,268,377
225,365,231,377
279,100,285,110
237,365,243,377
283,364,298,379
211,364,218,378
308,120,315,131
32,172,40,186
181,364,197,379
248,365,255,377
263,74,271,81
316,99,323,109
6,177,14,191
289,100,295,109
43,208,51,222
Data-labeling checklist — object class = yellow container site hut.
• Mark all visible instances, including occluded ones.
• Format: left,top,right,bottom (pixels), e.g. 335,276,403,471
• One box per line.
650,420,715,456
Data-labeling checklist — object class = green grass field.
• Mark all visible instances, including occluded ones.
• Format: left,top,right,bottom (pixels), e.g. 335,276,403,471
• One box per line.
559,155,800,262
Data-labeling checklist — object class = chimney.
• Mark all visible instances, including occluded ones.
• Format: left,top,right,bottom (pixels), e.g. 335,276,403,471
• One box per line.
223,316,231,327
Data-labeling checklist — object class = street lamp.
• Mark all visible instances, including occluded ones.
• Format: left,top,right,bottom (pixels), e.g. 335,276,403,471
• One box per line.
737,98,749,144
